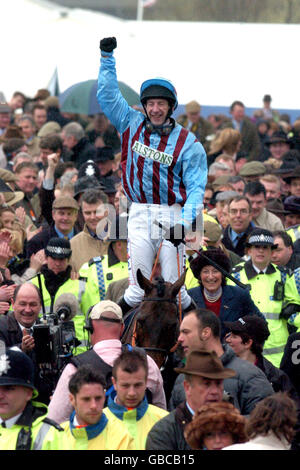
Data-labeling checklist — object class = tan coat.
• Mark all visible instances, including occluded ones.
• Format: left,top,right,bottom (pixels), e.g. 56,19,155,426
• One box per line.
70,224,108,273
253,208,284,232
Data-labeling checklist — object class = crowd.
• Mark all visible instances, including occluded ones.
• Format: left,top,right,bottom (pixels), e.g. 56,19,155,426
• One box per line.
0,36,300,451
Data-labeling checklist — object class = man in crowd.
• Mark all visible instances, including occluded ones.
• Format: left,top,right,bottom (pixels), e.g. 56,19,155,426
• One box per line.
61,122,96,168
0,283,53,403
176,100,214,151
104,349,168,449
97,36,207,315
26,195,79,257
70,188,109,273
271,230,300,271
259,174,282,201
169,308,273,415
14,161,41,227
48,300,166,424
222,195,255,257
244,181,284,231
225,100,261,160
60,365,134,450
146,349,236,450
18,115,40,157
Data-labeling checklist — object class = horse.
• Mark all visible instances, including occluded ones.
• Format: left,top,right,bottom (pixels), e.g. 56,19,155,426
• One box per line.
121,268,186,371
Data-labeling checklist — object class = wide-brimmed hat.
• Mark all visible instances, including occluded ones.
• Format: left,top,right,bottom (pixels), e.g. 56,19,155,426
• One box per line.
245,228,277,249
189,247,232,279
282,166,300,185
174,350,236,379
265,131,291,146
0,178,24,206
283,195,300,215
272,159,299,177
266,198,289,215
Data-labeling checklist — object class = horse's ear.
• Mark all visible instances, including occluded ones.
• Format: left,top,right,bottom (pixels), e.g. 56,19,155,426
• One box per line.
171,268,187,298
137,268,153,295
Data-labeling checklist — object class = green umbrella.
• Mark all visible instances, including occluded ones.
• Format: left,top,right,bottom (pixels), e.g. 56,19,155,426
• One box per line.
59,79,140,115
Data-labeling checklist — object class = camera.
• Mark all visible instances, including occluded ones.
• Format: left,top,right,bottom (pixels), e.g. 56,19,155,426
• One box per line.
32,293,80,391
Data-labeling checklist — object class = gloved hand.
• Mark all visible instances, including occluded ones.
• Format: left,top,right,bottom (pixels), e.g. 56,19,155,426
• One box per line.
99,37,117,52
165,223,185,248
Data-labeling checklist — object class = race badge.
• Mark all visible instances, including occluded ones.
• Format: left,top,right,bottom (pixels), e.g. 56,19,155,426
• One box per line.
132,141,173,166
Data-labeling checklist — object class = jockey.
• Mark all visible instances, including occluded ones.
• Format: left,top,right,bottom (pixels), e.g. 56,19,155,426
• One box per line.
97,37,207,314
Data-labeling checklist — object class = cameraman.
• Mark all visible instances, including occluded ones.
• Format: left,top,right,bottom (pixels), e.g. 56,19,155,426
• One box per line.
30,237,90,355
0,283,51,403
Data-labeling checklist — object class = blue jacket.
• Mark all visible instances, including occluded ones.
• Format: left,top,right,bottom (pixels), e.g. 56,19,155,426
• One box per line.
188,284,265,339
97,51,207,225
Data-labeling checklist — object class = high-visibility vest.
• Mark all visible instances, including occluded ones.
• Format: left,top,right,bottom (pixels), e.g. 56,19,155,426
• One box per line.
0,401,64,450
80,255,128,307
229,264,299,367
286,224,300,242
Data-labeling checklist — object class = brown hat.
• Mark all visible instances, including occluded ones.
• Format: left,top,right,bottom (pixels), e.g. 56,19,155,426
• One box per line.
174,350,236,379
212,175,231,190
266,198,289,215
90,300,123,323
52,195,79,211
185,100,201,113
203,220,222,243
0,168,17,183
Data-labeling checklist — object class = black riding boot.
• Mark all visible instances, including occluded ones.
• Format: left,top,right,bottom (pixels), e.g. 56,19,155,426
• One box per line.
118,296,133,315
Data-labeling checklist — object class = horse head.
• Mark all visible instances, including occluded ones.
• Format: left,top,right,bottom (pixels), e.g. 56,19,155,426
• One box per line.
133,268,186,368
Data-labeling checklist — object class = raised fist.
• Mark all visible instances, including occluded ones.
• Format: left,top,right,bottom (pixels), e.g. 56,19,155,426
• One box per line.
99,37,117,53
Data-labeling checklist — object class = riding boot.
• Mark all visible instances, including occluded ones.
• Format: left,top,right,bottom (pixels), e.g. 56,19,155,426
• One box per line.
118,296,133,315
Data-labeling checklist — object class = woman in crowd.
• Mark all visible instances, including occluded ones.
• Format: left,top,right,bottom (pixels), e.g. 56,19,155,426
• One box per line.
224,392,297,450
207,128,241,167
184,401,246,450
187,247,265,339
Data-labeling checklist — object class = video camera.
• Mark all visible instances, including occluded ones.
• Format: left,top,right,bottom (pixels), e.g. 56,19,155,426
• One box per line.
33,293,79,387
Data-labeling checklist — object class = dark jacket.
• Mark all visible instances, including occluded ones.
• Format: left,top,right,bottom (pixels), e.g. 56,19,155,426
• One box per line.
280,332,300,395
26,223,79,258
188,284,265,340
69,137,96,168
222,223,255,257
146,402,192,450
256,354,298,399
0,311,24,349
169,344,274,415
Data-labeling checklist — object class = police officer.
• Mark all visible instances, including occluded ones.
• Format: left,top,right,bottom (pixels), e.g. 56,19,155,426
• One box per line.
31,237,90,354
229,228,300,367
0,348,63,450
80,216,128,307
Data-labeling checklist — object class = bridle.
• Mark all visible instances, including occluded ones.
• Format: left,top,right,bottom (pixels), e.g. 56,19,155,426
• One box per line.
130,295,179,357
